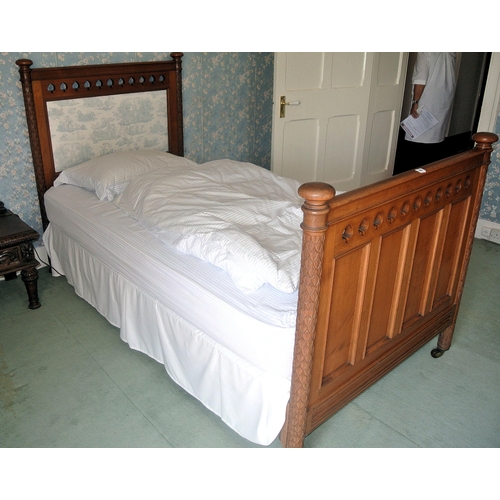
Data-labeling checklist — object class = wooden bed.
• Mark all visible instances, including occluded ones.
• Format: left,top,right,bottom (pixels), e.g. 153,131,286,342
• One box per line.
17,54,497,447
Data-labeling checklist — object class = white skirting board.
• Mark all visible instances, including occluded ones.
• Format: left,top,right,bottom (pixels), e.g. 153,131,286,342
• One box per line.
475,218,500,243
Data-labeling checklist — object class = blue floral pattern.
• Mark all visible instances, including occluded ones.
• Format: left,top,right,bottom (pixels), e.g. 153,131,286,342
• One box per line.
479,104,500,221
48,91,170,171
1,52,499,240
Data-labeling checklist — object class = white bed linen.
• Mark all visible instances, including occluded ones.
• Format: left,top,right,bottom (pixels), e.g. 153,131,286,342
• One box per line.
43,185,298,445
115,159,304,293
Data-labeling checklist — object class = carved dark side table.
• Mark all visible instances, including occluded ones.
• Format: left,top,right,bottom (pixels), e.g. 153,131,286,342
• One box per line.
0,205,41,309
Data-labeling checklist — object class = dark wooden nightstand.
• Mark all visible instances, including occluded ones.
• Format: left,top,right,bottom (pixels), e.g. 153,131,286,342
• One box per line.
0,207,41,309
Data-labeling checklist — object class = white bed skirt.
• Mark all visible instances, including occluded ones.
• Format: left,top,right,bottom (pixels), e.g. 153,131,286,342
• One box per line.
44,225,291,445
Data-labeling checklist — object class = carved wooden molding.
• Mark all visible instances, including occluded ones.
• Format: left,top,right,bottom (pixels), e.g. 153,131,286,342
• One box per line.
281,182,335,448
17,59,49,229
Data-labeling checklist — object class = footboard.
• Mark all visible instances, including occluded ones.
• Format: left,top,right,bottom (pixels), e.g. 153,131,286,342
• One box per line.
282,132,498,447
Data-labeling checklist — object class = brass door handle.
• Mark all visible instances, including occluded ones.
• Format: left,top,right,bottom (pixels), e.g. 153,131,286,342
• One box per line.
280,96,301,118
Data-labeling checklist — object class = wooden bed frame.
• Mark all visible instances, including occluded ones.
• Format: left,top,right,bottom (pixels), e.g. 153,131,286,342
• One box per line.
17,54,498,448
17,54,184,230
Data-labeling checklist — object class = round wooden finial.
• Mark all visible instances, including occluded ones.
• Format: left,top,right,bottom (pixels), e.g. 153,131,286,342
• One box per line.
472,132,498,150
298,182,335,233
16,59,33,68
298,182,336,204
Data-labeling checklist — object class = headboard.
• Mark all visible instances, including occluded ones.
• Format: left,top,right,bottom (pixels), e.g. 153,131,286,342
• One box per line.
17,53,184,229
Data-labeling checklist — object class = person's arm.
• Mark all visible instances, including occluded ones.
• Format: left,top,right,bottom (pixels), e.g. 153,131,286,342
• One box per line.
410,84,425,118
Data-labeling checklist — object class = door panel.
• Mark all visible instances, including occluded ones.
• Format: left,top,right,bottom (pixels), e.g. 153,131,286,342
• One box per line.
331,52,366,88
377,52,404,86
361,53,408,185
272,52,408,191
282,119,319,183
285,52,325,90
324,114,360,184
365,109,395,176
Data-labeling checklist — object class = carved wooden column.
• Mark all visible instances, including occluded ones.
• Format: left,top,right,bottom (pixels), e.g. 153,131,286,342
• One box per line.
436,131,498,353
281,182,335,448
170,52,184,157
16,59,49,229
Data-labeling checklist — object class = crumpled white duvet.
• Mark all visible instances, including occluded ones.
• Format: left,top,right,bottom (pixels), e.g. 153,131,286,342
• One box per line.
115,159,304,293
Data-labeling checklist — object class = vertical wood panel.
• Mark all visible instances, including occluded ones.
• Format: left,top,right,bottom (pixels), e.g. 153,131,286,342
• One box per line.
434,197,471,306
364,225,410,354
322,244,370,381
403,210,443,326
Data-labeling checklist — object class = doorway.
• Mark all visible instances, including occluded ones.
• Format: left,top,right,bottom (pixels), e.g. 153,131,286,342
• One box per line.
271,53,407,191
393,52,491,175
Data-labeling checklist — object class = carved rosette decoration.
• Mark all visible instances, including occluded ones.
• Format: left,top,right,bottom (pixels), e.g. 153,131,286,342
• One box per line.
341,176,473,244
20,242,35,262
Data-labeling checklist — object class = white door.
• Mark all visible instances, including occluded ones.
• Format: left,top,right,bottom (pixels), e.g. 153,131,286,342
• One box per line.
271,52,408,191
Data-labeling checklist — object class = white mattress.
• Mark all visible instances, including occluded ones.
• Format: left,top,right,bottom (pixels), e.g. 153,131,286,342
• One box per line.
43,185,298,445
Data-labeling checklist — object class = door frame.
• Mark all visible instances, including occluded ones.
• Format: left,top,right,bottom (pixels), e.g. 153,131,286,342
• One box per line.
270,52,408,190
475,52,500,239
477,52,500,132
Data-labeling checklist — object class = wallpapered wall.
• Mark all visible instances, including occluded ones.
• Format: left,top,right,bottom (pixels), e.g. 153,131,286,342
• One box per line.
1,51,499,241
0,52,274,237
480,106,500,222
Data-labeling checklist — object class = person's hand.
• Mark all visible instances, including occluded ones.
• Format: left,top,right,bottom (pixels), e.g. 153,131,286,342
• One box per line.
410,102,419,118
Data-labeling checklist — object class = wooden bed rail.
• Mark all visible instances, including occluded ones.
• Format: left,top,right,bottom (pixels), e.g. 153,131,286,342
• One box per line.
282,131,498,448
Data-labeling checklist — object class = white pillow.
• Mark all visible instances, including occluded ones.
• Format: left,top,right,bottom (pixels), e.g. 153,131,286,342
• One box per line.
53,150,198,201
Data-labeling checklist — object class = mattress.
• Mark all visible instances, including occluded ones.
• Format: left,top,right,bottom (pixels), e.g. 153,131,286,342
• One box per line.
43,185,298,445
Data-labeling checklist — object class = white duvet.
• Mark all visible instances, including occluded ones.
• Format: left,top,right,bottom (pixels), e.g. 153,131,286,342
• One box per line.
115,159,304,293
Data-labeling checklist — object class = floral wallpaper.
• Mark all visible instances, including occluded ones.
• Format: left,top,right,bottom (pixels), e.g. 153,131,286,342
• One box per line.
479,101,500,222
0,52,274,237
1,51,499,241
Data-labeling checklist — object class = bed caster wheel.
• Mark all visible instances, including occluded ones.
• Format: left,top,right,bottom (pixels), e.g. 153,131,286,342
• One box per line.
431,347,446,358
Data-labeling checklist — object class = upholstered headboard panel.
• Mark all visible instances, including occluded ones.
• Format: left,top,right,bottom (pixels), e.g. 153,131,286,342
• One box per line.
47,91,170,172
